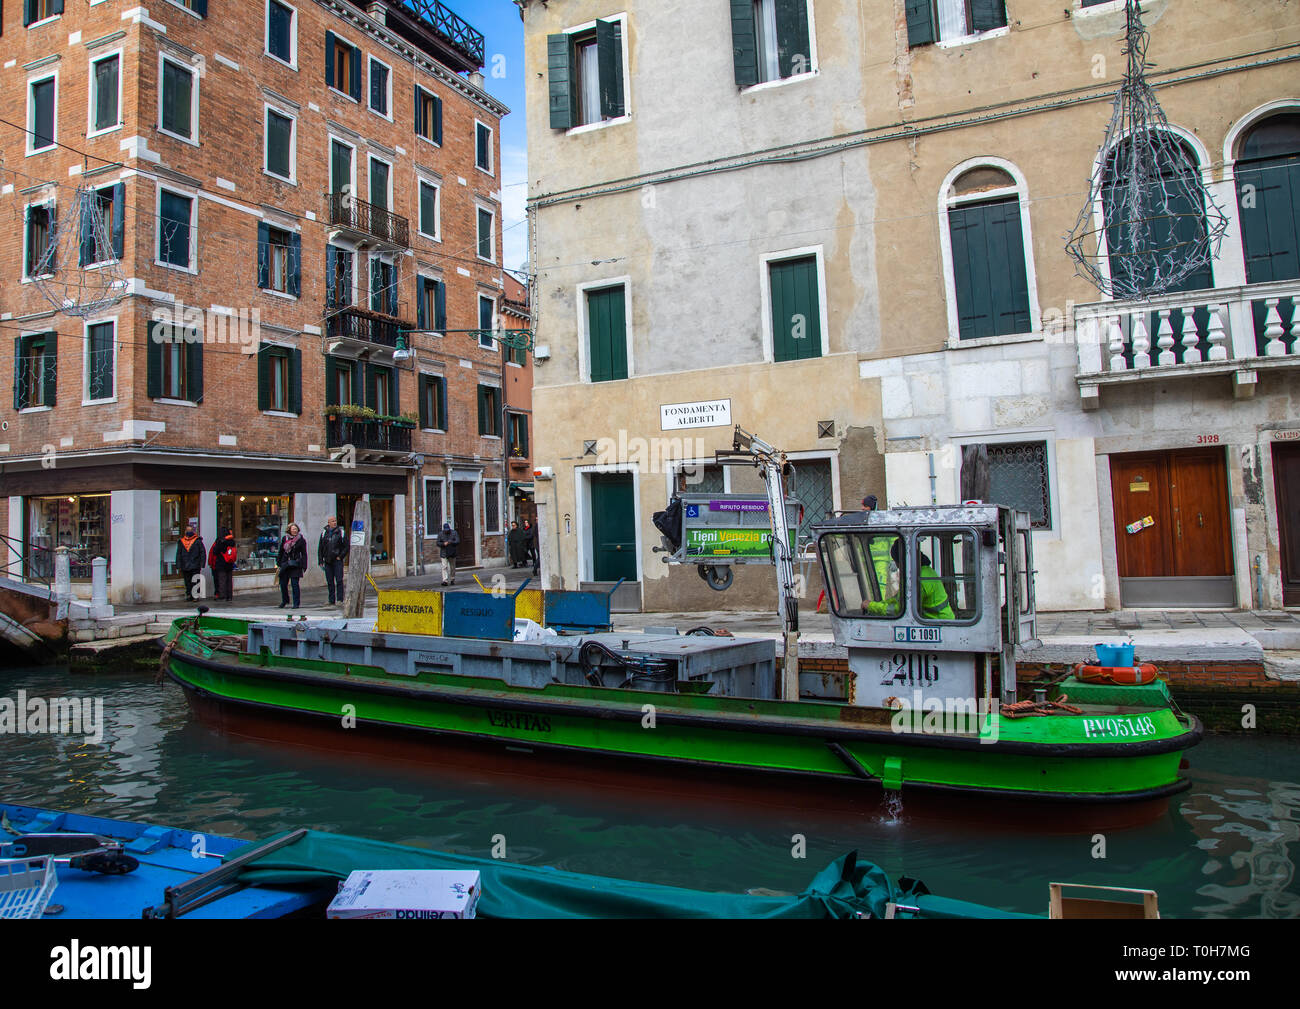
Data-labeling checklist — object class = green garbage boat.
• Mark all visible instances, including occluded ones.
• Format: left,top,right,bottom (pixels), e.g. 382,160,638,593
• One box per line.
161,505,1200,805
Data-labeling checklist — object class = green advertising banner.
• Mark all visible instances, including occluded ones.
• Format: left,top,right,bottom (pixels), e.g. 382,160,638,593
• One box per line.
685,528,797,558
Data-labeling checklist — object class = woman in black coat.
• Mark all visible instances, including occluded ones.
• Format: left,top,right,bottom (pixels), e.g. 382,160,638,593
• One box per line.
277,523,308,609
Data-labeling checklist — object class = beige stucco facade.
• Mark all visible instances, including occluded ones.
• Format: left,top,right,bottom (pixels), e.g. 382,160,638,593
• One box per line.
521,0,1300,611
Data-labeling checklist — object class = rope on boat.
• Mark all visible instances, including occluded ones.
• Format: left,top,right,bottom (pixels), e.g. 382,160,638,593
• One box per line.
156,638,176,684
1000,695,1084,719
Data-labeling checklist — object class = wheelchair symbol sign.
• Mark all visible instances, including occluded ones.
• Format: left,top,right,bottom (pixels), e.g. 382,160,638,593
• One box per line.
685,505,699,518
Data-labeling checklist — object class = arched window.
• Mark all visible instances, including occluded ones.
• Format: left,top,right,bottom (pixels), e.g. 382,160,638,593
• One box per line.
1101,133,1213,296
943,164,1033,341
1235,113,1300,284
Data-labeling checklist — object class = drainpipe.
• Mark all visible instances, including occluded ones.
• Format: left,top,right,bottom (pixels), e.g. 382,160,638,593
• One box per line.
928,452,937,505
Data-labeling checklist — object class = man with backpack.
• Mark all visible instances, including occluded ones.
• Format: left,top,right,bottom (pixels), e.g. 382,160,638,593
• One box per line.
437,522,460,586
208,528,237,601
318,515,346,605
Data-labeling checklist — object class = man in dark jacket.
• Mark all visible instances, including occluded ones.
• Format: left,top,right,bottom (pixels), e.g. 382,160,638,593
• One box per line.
318,515,346,605
528,520,540,577
436,523,460,586
208,528,237,601
176,525,206,600
506,521,524,568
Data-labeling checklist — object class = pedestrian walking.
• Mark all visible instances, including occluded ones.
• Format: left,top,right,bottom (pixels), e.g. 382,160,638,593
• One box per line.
176,525,206,600
208,528,237,601
528,519,540,577
507,520,524,568
318,515,346,605
436,522,460,586
277,522,308,608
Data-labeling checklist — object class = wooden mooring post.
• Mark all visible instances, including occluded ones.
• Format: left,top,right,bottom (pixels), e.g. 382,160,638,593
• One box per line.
342,499,371,619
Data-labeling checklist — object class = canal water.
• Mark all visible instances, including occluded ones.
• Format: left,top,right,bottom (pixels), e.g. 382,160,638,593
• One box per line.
3,664,1297,918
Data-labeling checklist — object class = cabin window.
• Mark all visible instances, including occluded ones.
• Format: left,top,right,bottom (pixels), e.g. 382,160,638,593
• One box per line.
914,531,978,623
820,531,903,619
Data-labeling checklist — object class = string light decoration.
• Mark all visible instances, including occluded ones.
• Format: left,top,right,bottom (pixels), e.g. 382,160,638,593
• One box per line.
24,181,130,318
1065,0,1228,301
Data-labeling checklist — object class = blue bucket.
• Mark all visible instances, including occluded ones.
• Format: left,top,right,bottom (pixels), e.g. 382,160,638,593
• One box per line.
1094,642,1135,667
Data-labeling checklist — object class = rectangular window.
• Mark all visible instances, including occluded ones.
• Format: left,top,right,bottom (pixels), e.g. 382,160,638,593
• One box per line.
586,285,627,382
417,277,446,332
327,245,353,307
85,321,115,402
24,0,65,25
327,356,357,406
369,58,389,116
477,207,494,261
915,531,977,622
768,254,822,362
146,321,202,402
418,180,439,239
162,342,186,399
369,157,390,211
371,258,396,315
477,384,501,437
731,0,813,87
160,58,195,141
259,225,293,293
508,413,529,458
419,373,447,430
371,365,392,416
325,32,361,102
26,495,110,583
948,196,1031,340
478,295,495,345
80,183,124,266
549,18,625,130
158,189,193,269
908,0,1006,47
91,54,120,133
985,442,1052,530
267,0,295,65
265,108,294,180
256,344,300,414
424,478,444,535
415,86,442,144
330,138,353,195
475,121,492,172
13,332,56,410
484,481,501,535
29,76,56,152
25,204,55,277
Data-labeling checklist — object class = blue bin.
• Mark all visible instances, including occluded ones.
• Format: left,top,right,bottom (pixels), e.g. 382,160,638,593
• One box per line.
1094,642,1135,667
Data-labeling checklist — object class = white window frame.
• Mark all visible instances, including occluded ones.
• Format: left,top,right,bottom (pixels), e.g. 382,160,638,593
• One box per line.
367,153,393,210
475,204,496,263
933,0,1011,48
422,476,446,537
82,315,119,405
478,381,502,440
417,178,441,241
25,0,62,29
414,85,441,147
1073,0,1153,18
367,55,393,121
474,119,494,176
26,70,58,156
482,479,503,535
157,52,200,146
417,270,445,335
328,134,356,196
743,0,819,94
15,329,54,413
575,276,634,383
163,0,206,19
419,372,446,433
264,0,299,71
477,293,496,347
564,12,631,137
937,157,1041,348
21,197,57,282
263,224,296,296
758,245,830,363
155,183,198,274
263,103,298,184
327,32,361,104
87,49,123,139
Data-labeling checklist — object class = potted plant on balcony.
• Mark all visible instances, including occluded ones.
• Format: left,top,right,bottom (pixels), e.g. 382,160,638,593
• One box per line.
393,412,418,429
331,404,376,423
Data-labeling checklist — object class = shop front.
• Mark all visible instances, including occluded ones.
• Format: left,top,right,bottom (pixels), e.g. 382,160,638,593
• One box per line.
217,493,295,575
25,494,110,581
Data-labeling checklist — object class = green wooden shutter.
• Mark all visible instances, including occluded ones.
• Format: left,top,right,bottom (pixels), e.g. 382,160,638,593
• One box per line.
433,95,443,144
364,362,376,410
289,348,302,414
187,337,203,403
111,184,125,259
78,191,93,267
257,344,271,411
986,200,1031,335
416,277,427,329
519,415,529,456
12,338,22,410
905,0,935,47
288,233,301,297
330,140,350,194
326,357,339,408
325,31,336,88
435,280,447,331
418,374,430,428
349,45,362,102
147,322,163,398
415,85,425,136
477,385,488,434
769,257,821,361
548,34,573,130
192,0,206,16
775,0,811,79
596,19,624,119
970,0,1007,32
389,362,398,416
41,333,56,407
1238,157,1300,283
587,286,628,382
257,222,270,288
437,377,447,430
729,0,759,88
950,198,1031,340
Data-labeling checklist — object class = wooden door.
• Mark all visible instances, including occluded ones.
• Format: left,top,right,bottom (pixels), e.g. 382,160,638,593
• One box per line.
1111,453,1172,577
1275,444,1300,605
590,473,637,582
1169,450,1232,576
452,482,476,561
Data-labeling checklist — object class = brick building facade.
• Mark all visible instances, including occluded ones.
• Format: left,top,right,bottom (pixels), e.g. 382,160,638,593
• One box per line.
0,0,511,603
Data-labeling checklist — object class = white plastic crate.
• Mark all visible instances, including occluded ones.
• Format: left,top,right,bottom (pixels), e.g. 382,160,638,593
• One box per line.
0,856,58,919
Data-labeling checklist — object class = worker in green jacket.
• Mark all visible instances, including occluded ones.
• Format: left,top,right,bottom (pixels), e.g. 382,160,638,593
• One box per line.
861,496,892,594
864,540,956,620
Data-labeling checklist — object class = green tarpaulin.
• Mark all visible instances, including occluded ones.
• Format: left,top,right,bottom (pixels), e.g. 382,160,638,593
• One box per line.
231,831,1036,919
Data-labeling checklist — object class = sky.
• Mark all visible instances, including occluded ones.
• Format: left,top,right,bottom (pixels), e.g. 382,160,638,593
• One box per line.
460,1,529,273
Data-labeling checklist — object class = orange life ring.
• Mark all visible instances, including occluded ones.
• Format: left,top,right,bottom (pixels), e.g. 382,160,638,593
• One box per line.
1075,663,1159,686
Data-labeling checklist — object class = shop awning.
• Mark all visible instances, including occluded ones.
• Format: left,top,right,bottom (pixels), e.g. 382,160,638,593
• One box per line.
509,482,534,497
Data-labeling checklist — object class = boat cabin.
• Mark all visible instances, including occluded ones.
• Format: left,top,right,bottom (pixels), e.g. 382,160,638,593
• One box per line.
814,505,1037,707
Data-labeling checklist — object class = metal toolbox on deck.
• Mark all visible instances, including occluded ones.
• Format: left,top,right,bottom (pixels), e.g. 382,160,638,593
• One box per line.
326,869,481,920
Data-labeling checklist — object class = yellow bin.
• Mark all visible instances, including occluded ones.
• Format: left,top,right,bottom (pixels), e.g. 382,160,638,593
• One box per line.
374,590,443,636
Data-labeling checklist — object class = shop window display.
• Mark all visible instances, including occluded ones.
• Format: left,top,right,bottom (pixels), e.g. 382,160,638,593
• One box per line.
216,494,293,572
26,495,110,580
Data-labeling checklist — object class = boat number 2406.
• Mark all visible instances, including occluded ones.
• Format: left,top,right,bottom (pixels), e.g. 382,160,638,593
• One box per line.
879,652,943,686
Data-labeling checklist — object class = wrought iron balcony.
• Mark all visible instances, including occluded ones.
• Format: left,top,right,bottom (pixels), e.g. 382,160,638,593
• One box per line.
374,0,484,73
1075,278,1300,407
326,306,403,349
327,192,409,249
325,417,413,457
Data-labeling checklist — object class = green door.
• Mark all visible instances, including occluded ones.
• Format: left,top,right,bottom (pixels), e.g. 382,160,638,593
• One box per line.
590,473,637,582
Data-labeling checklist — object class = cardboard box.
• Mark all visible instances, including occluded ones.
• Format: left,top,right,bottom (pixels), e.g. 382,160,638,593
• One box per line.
326,870,481,919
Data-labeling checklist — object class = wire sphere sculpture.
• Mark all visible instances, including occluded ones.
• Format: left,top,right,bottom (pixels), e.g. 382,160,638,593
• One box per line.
28,182,130,318
1065,0,1228,301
